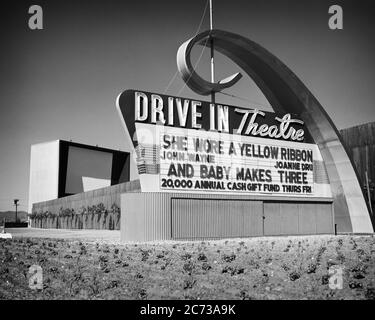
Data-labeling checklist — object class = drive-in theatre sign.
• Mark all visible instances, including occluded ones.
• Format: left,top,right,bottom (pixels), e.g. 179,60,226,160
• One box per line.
117,90,328,197
117,29,374,241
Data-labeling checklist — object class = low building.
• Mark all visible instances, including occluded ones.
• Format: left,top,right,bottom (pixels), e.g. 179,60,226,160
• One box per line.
28,140,131,213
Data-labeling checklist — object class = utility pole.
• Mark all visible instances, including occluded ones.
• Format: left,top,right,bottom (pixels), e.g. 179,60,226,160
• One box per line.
14,199,19,223
209,0,215,104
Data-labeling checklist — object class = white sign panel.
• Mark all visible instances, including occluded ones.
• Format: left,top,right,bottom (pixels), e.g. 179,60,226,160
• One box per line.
133,123,332,198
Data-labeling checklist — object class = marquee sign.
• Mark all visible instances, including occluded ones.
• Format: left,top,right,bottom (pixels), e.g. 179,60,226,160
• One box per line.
117,90,313,143
117,90,331,198
115,28,374,234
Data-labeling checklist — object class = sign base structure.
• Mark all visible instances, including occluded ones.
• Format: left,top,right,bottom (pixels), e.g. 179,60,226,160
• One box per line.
116,29,374,241
116,88,337,241
121,192,334,242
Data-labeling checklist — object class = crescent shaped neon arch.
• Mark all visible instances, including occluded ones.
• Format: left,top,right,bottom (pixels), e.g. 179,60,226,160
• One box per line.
177,29,374,234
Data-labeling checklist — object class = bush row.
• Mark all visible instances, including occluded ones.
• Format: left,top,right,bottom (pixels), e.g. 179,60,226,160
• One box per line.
29,203,120,230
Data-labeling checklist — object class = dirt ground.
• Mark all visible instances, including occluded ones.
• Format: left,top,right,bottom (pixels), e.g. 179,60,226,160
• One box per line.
0,229,374,300
7,228,121,243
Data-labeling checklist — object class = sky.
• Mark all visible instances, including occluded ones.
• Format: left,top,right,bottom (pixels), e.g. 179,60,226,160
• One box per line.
0,0,374,211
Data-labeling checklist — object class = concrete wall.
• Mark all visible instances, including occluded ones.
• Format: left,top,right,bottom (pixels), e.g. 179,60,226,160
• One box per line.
32,180,140,214
28,140,60,213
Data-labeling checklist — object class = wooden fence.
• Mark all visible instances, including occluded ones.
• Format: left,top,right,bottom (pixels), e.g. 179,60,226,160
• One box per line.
340,122,375,208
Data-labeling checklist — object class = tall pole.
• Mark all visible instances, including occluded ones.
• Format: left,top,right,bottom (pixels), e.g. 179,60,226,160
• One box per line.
209,0,215,104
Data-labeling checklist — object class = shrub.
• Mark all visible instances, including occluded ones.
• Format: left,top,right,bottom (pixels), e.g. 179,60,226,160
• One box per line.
29,212,38,219
183,278,196,289
222,253,236,263
321,274,329,285
46,211,57,219
181,253,192,261
365,287,375,299
111,203,120,216
183,261,194,274
31,202,119,230
202,262,212,271
307,263,317,274
197,253,208,262
59,207,75,218
289,271,301,281
39,211,48,219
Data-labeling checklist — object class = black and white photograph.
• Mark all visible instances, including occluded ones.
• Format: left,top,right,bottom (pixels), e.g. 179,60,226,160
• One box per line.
0,0,375,311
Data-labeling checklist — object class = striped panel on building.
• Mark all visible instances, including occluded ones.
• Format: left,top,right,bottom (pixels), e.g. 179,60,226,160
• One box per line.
121,192,334,242
171,199,263,240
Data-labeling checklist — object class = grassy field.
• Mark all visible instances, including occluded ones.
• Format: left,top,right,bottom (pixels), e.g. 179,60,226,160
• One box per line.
0,234,374,300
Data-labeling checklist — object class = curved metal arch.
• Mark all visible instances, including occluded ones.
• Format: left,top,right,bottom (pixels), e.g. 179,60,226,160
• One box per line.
177,29,374,233
177,32,242,95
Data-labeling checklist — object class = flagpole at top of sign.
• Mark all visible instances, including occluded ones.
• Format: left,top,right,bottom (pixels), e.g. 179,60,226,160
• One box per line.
209,0,215,104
